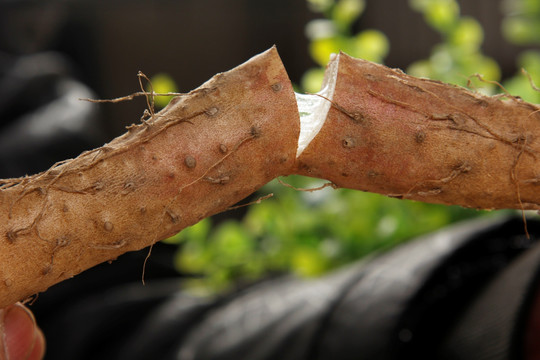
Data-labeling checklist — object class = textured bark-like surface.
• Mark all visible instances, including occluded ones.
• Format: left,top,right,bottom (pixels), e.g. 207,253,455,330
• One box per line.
297,52,540,211
0,47,299,307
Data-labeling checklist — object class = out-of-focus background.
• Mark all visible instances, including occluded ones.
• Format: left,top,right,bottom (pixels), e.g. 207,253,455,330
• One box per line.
1,0,539,293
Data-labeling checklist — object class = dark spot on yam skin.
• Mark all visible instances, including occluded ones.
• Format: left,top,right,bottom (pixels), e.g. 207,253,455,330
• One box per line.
166,209,181,224
415,131,426,144
368,171,379,178
476,98,489,107
251,126,262,138
342,137,356,149
5,231,16,244
219,144,228,154
122,181,135,194
271,83,283,92
184,155,197,169
41,266,51,276
297,161,310,172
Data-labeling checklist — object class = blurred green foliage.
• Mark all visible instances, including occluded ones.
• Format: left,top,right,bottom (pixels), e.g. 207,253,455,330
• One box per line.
503,50,540,102
408,0,540,102
502,0,540,46
170,0,537,293
501,0,540,103
407,0,501,93
170,177,485,292
148,73,179,109
302,0,389,92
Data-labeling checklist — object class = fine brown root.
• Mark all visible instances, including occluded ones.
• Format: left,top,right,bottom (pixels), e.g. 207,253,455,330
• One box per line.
141,243,154,285
511,136,530,239
227,193,274,211
313,93,363,124
466,73,512,96
277,177,338,192
137,71,156,117
80,71,185,121
522,68,540,118
522,68,540,93
80,91,185,104
403,161,472,199
21,294,38,306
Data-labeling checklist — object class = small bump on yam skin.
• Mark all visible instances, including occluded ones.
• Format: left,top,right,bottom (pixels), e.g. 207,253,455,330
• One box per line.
103,221,114,232
184,155,197,169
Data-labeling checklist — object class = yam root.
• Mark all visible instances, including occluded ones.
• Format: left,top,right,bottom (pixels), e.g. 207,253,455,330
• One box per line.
0,47,299,307
1,47,539,307
297,52,540,211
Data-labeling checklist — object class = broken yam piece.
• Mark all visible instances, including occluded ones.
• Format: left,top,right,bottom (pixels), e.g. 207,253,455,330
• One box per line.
297,52,540,211
0,47,299,307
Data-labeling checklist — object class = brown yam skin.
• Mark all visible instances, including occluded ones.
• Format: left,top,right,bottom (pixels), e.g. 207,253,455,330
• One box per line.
297,52,540,211
0,47,299,307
